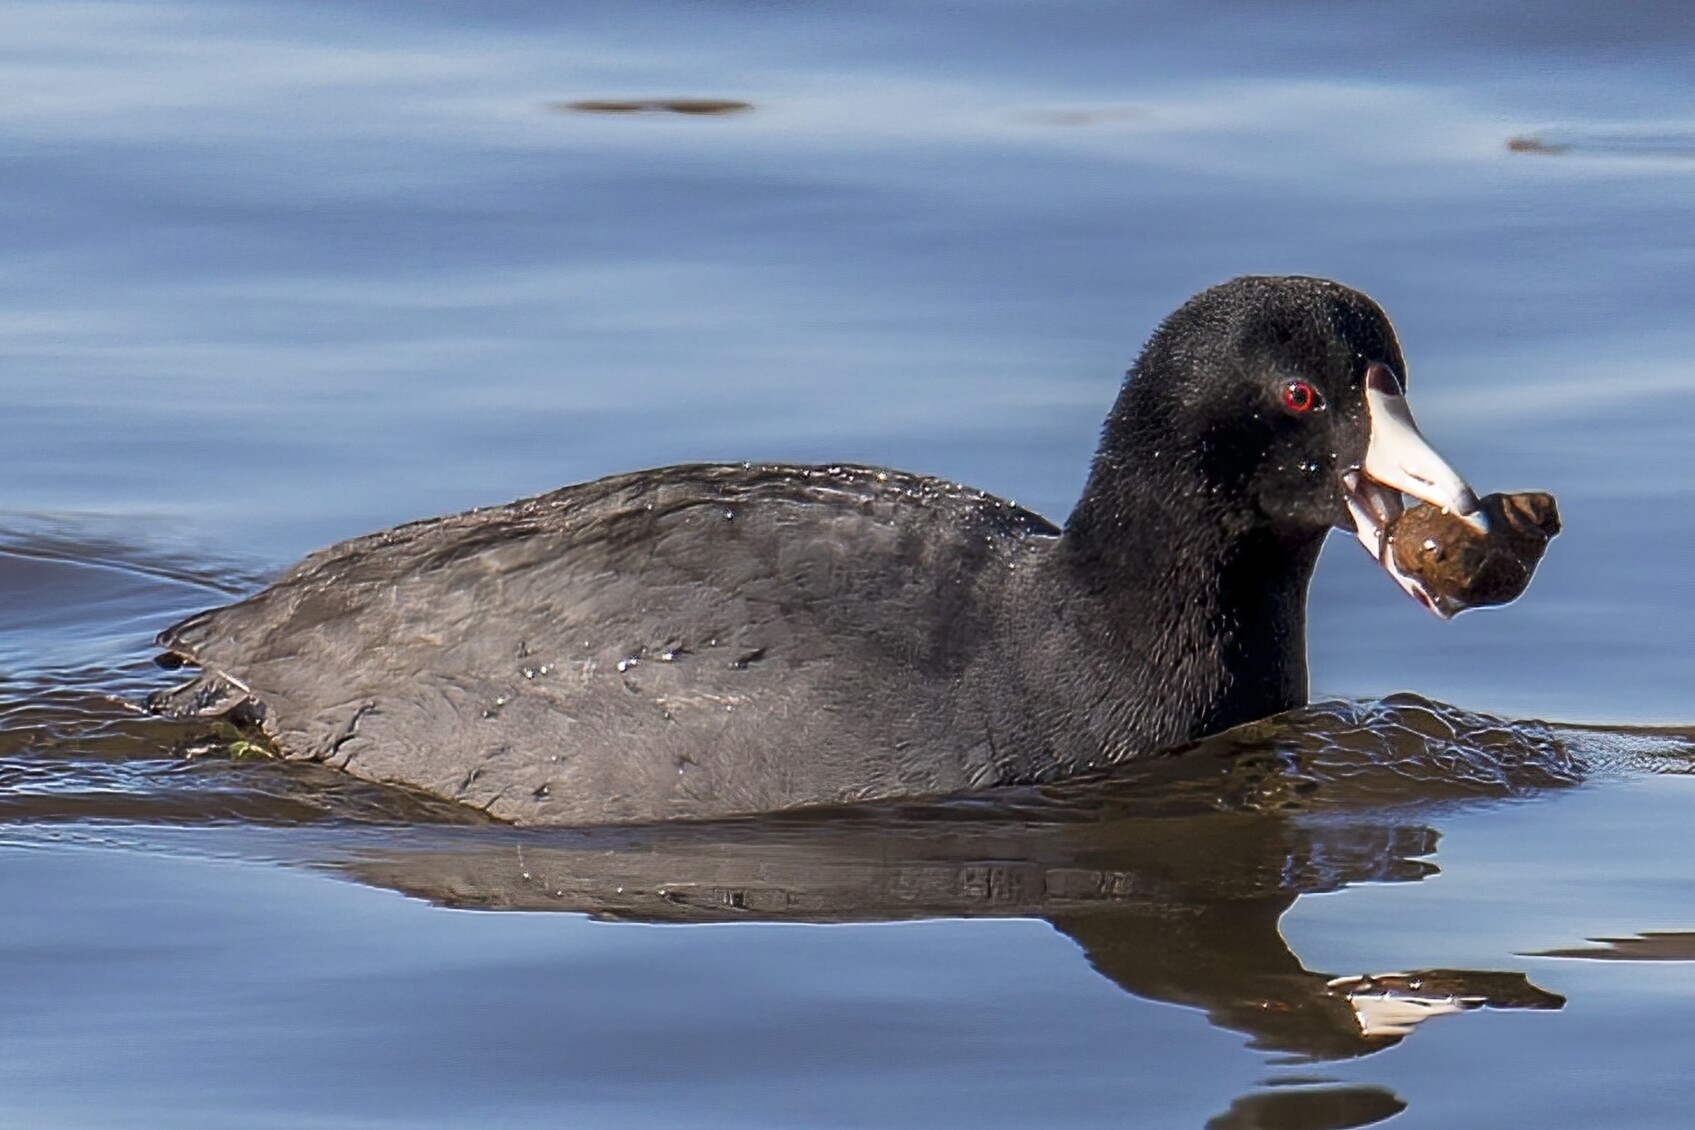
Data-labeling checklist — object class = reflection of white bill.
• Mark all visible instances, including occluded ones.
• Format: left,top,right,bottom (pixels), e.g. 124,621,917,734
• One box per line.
1327,973,1483,1037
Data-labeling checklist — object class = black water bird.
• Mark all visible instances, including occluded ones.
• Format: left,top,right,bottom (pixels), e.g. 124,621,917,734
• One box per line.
151,276,1481,824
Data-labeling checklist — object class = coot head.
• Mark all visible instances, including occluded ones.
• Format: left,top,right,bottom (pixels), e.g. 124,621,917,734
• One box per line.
1071,275,1477,613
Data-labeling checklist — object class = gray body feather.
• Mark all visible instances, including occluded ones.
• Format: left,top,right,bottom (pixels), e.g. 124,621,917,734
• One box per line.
158,464,1252,823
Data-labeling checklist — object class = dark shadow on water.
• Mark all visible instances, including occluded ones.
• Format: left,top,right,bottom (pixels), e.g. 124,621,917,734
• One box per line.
1529,931,1695,961
1205,1086,1406,1130
7,533,1695,1126
551,98,754,116
1506,131,1695,159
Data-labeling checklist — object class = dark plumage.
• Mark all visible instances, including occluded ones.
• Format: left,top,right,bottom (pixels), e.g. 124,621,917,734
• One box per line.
152,276,1475,825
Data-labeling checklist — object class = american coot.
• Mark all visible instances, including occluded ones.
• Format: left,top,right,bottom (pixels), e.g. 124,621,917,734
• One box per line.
151,276,1486,825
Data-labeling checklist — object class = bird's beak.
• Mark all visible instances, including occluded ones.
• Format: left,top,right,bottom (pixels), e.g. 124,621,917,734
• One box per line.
1340,364,1483,618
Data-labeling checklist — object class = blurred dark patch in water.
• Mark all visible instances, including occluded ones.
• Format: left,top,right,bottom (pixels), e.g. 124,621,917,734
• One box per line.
552,98,754,116
1013,106,1150,126
1530,931,1695,961
1508,136,1572,155
1508,131,1695,158
1205,1085,1407,1130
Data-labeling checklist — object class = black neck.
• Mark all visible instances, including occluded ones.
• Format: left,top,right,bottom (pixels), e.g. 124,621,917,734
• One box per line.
1057,452,1323,750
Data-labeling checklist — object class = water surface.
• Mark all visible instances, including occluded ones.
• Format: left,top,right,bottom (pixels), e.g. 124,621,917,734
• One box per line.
3,1,1694,1126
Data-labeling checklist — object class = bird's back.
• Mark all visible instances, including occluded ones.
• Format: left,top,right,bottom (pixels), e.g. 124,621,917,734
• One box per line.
156,463,1061,823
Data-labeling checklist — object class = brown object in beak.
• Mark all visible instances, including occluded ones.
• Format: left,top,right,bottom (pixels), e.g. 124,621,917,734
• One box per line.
1389,491,1561,609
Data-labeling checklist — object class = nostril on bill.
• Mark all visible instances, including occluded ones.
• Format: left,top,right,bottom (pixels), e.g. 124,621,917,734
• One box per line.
1364,363,1404,395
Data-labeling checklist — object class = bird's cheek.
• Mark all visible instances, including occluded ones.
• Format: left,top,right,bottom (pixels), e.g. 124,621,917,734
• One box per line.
1255,459,1348,531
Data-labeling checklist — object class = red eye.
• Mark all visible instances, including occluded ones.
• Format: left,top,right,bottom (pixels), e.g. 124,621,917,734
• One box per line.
1281,379,1322,414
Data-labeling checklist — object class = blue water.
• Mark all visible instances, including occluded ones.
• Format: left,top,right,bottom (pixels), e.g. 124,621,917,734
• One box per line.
3,1,1695,1125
